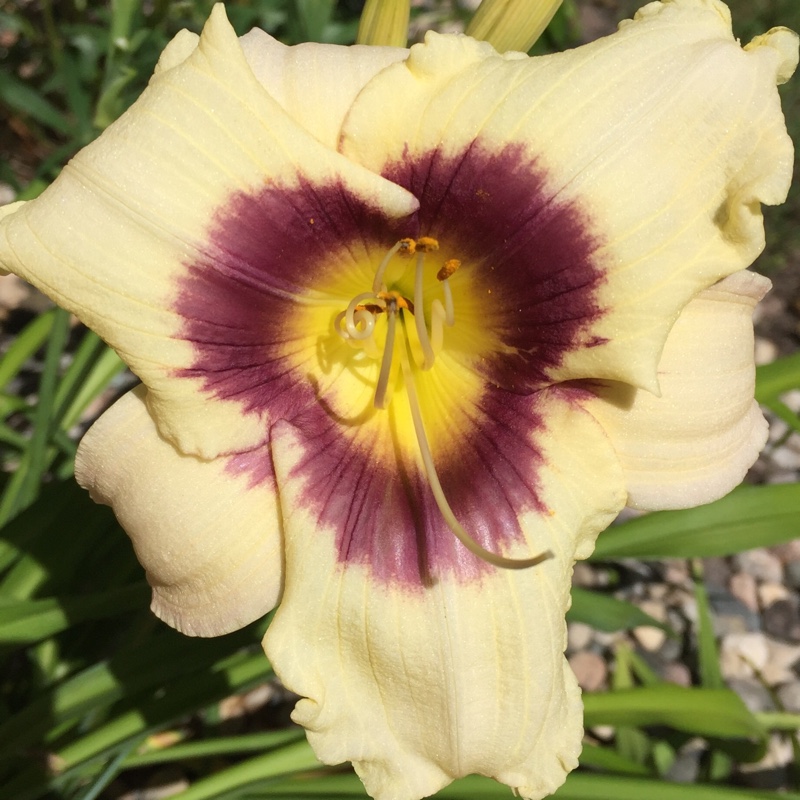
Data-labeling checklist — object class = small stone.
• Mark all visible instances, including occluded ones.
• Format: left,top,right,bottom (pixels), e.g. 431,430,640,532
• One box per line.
784,561,800,591
763,598,800,643
703,557,731,587
782,389,800,414
770,445,800,471
666,606,687,631
773,541,800,565
761,638,800,685
590,725,615,741
729,571,759,613
633,625,667,652
0,274,29,316
728,677,776,713
733,549,784,584
664,560,690,586
656,635,684,664
766,470,800,484
754,336,778,365
572,562,599,588
568,650,607,692
0,183,15,206
648,583,669,602
567,622,594,653
662,662,692,687
720,632,770,680
679,594,698,626
592,629,624,649
776,682,800,713
665,738,705,783
736,734,793,789
758,582,790,609
241,683,274,713
768,417,790,443
708,586,761,635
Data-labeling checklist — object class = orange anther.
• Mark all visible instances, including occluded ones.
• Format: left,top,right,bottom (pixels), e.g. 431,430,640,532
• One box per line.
437,259,461,281
397,238,417,257
416,236,439,253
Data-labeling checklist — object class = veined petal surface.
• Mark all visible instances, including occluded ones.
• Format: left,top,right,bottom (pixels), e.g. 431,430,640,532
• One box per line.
75,386,281,636
587,270,770,510
239,31,407,150
265,391,625,800
0,4,417,458
340,0,796,394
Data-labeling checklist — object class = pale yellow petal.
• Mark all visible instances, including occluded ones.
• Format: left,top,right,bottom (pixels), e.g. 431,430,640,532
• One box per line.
152,28,200,74
341,0,795,394
239,30,407,150
75,386,282,636
264,392,624,800
588,270,770,510
0,4,418,460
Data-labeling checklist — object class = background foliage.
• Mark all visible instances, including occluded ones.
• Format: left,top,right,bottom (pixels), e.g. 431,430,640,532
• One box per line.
1,1,800,799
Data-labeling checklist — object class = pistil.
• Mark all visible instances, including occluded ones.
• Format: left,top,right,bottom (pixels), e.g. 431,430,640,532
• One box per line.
334,239,552,571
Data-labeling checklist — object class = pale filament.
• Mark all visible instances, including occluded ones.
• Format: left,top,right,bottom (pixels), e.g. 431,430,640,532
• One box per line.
414,251,436,370
374,299,398,410
398,318,553,570
334,239,551,571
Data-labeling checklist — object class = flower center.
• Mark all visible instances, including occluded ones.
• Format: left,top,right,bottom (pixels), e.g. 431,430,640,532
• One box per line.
334,238,552,571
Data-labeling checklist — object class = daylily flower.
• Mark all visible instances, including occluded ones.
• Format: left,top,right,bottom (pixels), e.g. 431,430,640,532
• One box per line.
0,1,795,798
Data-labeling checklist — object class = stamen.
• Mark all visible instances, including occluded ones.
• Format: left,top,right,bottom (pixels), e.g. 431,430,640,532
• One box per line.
414,252,436,370
372,238,416,293
416,237,439,253
441,280,455,327
399,323,553,571
374,300,398,409
437,259,461,281
438,259,459,328
345,292,383,340
429,299,446,357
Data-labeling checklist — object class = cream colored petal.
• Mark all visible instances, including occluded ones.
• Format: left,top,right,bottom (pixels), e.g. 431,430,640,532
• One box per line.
587,270,770,511
152,28,200,74
264,393,624,800
340,0,796,394
239,30,407,150
0,5,418,460
75,386,282,636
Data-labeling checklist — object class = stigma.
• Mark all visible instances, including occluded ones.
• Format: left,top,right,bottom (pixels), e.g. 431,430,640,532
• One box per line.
334,236,456,406
334,239,552,572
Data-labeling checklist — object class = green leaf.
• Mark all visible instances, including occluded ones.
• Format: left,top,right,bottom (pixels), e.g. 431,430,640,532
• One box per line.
123,730,305,768
591,484,800,560
583,686,765,740
555,772,800,800
252,770,800,799
0,72,71,134
0,308,71,524
756,351,800,401
578,742,650,776
568,587,674,634
692,560,724,690
148,739,321,800
0,623,264,756
0,309,56,390
755,352,800,433
0,584,149,643
2,649,273,799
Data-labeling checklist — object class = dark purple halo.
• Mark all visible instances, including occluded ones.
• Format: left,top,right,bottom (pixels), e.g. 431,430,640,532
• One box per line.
173,140,607,586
